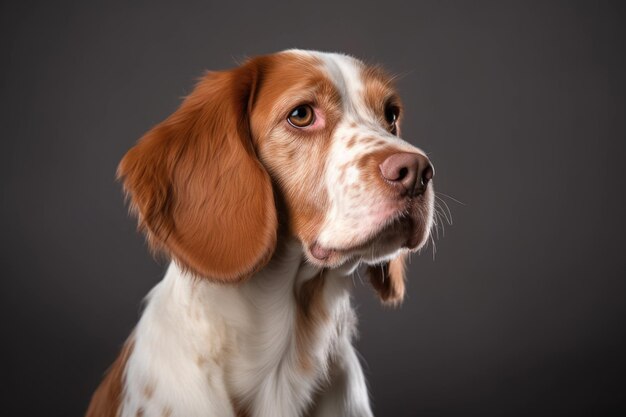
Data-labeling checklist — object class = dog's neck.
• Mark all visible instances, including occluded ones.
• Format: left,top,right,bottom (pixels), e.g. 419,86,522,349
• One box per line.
123,239,361,416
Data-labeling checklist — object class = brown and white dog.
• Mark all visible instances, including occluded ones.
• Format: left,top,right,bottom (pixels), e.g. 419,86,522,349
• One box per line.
86,50,435,417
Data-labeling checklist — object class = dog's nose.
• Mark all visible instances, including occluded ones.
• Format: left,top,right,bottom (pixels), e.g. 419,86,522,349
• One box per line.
379,152,434,196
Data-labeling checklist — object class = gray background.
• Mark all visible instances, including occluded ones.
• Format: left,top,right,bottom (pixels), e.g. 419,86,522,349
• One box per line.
2,1,625,416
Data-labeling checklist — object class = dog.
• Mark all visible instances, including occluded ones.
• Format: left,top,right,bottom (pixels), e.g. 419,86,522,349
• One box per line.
86,49,435,417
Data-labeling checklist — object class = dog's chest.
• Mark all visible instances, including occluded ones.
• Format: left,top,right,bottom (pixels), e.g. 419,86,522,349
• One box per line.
122,257,356,417
225,264,356,415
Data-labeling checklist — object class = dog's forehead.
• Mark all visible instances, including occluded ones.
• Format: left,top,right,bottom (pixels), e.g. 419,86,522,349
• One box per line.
293,51,364,101
275,49,395,116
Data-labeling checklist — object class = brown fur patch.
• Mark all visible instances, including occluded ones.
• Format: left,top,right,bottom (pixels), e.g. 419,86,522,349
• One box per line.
361,65,403,135
294,272,328,371
346,135,357,148
196,355,207,367
85,337,134,417
250,52,341,246
228,393,251,417
117,59,278,282
142,383,154,400
232,402,250,417
368,252,407,306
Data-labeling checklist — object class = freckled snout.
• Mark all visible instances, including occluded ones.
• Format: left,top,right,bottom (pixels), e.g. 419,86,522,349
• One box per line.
379,152,434,197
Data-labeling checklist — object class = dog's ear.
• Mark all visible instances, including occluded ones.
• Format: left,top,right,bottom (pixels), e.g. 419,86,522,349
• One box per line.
118,59,277,282
367,252,407,306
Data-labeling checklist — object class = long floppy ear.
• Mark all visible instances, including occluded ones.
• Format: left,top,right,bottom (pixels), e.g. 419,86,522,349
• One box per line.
117,60,277,282
367,252,407,306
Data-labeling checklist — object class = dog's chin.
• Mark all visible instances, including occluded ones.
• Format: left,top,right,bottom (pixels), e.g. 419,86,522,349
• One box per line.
304,205,433,269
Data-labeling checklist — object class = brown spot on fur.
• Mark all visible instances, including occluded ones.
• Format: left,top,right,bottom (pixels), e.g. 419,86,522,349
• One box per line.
136,408,144,417
162,407,172,417
338,168,346,184
85,337,134,417
235,406,249,417
295,272,328,371
346,135,357,148
143,384,154,400
368,252,407,305
196,355,204,366
229,395,250,417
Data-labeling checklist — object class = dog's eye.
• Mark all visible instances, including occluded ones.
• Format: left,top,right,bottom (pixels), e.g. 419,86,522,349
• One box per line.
385,104,399,134
287,105,315,128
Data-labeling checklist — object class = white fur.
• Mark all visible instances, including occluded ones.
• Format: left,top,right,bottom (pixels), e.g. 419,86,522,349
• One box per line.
121,241,372,417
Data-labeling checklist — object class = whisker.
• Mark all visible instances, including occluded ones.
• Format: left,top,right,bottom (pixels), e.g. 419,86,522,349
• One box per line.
430,234,437,261
435,196,453,225
355,266,365,286
432,206,442,240
434,205,445,238
436,191,466,206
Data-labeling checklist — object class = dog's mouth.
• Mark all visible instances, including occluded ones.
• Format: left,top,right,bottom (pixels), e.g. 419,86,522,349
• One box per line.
307,192,434,267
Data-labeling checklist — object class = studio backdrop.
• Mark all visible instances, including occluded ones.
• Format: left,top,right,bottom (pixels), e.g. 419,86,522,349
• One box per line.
2,1,625,416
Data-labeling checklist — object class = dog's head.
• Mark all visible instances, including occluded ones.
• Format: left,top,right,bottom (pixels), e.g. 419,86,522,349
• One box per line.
118,50,434,305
